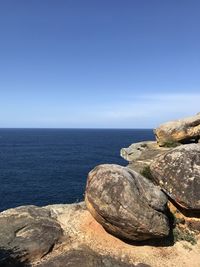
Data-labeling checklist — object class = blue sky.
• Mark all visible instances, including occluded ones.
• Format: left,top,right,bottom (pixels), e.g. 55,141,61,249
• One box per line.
0,0,200,128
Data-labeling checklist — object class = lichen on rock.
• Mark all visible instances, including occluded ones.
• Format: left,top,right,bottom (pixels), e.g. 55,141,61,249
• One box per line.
85,164,169,241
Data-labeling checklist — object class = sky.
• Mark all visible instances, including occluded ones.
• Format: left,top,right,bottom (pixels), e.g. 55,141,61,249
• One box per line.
0,0,200,128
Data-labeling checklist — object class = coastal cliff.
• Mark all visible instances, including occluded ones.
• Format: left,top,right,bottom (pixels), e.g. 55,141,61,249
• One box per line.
0,113,200,267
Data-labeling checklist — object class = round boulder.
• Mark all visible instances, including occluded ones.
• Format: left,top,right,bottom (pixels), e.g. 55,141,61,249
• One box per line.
85,164,169,241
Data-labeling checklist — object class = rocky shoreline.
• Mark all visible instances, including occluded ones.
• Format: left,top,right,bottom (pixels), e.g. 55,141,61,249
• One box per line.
0,113,200,267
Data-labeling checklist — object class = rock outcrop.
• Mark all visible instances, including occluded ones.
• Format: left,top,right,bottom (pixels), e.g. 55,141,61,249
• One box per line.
37,246,138,267
0,203,152,267
154,113,200,146
120,141,171,173
150,144,200,211
85,164,169,241
1,113,200,267
0,205,63,265
168,201,200,233
0,202,200,267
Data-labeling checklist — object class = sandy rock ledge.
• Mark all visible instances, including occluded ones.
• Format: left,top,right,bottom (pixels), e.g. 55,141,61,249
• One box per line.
0,202,200,267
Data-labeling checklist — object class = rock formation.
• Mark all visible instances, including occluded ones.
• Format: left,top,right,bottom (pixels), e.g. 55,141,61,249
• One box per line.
0,202,200,267
85,164,169,241
37,247,137,267
0,205,63,265
120,141,171,173
150,144,200,211
1,113,200,267
154,113,200,146
0,203,152,267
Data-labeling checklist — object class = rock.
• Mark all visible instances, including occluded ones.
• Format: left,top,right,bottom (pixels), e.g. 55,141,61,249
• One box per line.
85,164,169,241
168,202,200,233
0,202,200,267
37,246,147,267
150,144,200,211
154,113,200,146
45,202,86,235
0,203,151,267
0,205,63,266
120,141,171,173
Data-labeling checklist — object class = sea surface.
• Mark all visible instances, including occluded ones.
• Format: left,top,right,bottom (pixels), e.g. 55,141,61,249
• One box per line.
0,129,154,211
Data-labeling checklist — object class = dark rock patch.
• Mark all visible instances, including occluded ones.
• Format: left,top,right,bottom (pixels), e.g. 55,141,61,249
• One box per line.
0,206,63,265
37,246,151,267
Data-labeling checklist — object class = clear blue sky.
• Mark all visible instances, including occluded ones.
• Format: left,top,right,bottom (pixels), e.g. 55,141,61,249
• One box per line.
0,0,200,128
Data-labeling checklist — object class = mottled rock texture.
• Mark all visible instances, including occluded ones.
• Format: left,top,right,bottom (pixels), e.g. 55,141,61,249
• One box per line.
0,203,200,267
154,113,200,146
168,202,200,233
150,144,200,211
120,141,171,173
85,164,169,241
0,206,63,266
37,246,149,267
0,203,151,267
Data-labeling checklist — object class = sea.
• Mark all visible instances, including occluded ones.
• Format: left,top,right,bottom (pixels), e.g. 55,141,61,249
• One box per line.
0,129,154,211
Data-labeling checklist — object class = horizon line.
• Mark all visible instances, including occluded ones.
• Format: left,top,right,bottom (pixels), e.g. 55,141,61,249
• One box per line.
0,127,153,130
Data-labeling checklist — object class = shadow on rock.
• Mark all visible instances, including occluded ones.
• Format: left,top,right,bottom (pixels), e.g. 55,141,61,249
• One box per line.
113,207,176,248
168,196,200,219
0,248,30,267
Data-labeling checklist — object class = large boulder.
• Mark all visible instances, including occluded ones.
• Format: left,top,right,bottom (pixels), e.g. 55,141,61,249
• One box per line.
120,141,171,173
0,203,152,267
150,144,200,211
0,202,200,267
85,164,169,241
154,113,200,146
0,205,63,266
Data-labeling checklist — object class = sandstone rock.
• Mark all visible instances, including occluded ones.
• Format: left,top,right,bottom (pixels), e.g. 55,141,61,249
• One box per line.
0,205,63,266
37,246,147,267
154,113,200,146
85,164,169,241
150,144,200,211
0,202,200,267
168,202,200,233
0,203,151,267
120,141,171,173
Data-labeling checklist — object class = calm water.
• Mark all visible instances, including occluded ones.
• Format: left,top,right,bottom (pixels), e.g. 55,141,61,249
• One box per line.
0,129,154,211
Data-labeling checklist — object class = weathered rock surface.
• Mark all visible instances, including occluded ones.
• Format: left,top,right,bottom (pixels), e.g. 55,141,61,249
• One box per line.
150,144,200,211
154,113,200,146
0,203,200,267
168,202,200,233
120,141,171,173
0,205,63,266
37,246,146,267
85,164,169,241
0,203,151,267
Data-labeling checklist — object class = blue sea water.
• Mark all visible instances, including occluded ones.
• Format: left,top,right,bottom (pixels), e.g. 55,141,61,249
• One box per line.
0,129,154,211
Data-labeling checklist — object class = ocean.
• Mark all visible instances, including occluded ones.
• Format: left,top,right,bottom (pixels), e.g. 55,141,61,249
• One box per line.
0,129,154,211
